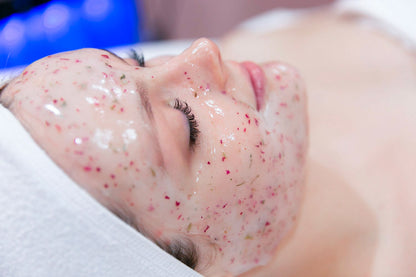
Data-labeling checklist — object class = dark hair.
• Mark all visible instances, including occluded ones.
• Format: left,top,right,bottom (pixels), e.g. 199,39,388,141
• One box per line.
110,205,199,270
157,238,199,270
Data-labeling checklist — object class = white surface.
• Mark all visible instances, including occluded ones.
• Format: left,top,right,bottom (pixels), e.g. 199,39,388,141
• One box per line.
336,0,416,50
240,0,416,50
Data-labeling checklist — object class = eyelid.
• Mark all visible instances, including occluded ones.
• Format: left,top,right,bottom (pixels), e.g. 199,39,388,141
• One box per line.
172,98,200,149
129,49,145,67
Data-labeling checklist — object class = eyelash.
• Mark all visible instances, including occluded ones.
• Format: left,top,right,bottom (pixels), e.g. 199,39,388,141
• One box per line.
129,49,145,67
173,98,200,147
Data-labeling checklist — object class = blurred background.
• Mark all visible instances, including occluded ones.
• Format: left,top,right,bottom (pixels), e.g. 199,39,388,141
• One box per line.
0,0,333,69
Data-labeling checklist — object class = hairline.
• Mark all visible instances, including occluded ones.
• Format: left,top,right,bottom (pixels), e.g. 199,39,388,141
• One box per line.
109,203,200,269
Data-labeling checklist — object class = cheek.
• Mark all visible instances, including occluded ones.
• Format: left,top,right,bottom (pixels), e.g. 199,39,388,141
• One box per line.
263,62,307,123
192,102,267,187
177,136,303,271
179,111,281,223
262,62,308,166
163,81,307,269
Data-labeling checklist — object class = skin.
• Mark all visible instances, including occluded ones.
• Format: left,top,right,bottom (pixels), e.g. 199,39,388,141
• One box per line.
222,10,416,276
0,38,308,276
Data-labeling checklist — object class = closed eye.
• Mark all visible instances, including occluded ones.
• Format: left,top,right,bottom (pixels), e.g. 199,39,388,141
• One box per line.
129,49,145,67
173,98,199,149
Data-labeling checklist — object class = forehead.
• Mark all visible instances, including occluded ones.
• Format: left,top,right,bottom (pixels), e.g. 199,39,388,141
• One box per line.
25,49,124,76
9,49,133,93
47,48,117,63
7,48,164,167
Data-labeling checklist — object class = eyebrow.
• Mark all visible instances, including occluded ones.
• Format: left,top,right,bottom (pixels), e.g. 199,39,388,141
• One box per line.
137,84,166,170
139,86,154,121
100,50,164,167
139,86,165,168
99,49,154,123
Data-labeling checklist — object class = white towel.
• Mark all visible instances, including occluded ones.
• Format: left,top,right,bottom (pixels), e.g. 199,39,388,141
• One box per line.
0,104,201,277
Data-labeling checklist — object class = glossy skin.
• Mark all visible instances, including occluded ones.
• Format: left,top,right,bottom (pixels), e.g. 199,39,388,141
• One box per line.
1,38,308,276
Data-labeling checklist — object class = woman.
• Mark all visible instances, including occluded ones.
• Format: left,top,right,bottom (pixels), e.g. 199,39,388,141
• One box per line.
1,4,415,277
0,36,308,276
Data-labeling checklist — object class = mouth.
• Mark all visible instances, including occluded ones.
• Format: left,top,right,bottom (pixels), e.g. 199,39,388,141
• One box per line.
241,61,265,110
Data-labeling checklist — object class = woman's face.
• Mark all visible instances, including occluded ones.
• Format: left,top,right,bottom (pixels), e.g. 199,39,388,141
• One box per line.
1,38,308,275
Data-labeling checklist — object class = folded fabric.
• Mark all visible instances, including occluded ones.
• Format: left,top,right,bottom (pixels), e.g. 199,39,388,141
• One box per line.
0,104,200,277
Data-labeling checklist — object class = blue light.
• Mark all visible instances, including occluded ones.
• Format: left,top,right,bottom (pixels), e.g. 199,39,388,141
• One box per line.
83,0,111,21
42,3,70,36
0,0,143,68
26,13,44,40
1,18,25,49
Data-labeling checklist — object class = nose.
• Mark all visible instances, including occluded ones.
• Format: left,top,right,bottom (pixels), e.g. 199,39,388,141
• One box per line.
156,38,226,85
182,38,223,68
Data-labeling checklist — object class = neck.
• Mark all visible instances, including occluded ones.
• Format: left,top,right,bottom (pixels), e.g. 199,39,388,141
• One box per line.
239,159,378,277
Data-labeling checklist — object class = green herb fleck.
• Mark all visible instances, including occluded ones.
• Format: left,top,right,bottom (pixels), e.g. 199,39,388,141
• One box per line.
187,223,192,232
236,181,246,187
250,174,260,185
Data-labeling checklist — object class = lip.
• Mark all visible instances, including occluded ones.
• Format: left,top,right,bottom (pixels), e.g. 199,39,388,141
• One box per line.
241,61,265,110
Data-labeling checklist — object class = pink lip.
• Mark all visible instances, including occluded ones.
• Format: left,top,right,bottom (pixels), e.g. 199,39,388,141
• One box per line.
241,61,265,110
